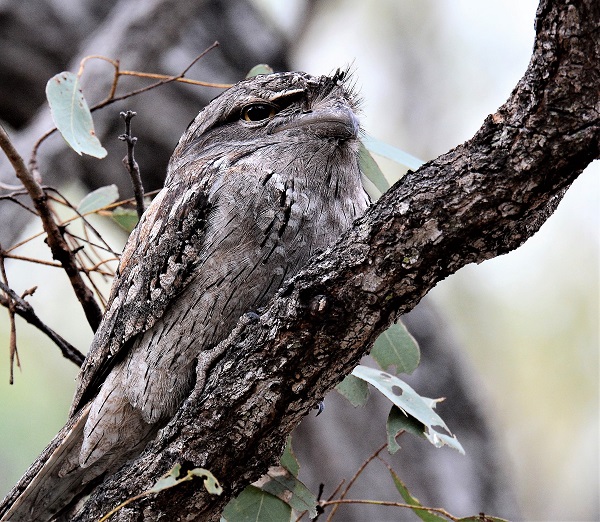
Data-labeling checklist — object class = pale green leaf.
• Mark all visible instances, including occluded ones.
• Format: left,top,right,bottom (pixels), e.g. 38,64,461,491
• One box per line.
257,467,317,519
111,206,139,233
386,405,426,454
371,320,420,375
188,467,223,495
46,71,107,158
77,185,119,215
147,463,222,495
335,373,370,407
280,436,299,477
351,365,464,454
362,134,423,171
246,64,274,78
222,485,292,522
389,467,447,522
148,463,182,493
358,141,389,199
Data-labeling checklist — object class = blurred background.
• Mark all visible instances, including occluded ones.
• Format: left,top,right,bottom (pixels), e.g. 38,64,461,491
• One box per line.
0,1,597,520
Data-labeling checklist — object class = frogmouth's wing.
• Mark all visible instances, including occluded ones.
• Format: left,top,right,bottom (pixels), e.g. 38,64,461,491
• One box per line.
70,70,358,416
69,174,213,416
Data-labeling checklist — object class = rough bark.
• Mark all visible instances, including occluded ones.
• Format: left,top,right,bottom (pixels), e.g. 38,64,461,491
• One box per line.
53,0,597,520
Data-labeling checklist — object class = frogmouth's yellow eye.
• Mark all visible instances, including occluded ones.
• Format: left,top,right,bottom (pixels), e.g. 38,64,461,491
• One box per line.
242,104,276,122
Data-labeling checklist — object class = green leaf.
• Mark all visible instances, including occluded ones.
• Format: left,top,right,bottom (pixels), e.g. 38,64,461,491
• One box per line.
335,373,370,407
111,206,139,233
386,405,426,454
362,134,423,171
46,71,107,158
148,463,182,493
256,467,318,519
389,468,447,522
371,320,420,375
246,64,274,78
280,436,299,477
351,365,464,454
222,485,292,522
358,141,389,199
188,467,223,495
147,463,222,495
77,184,119,215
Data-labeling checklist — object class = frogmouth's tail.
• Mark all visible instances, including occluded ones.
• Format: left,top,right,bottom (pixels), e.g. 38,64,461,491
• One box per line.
0,405,103,522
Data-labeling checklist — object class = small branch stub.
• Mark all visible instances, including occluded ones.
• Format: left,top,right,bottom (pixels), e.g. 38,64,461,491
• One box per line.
119,111,145,219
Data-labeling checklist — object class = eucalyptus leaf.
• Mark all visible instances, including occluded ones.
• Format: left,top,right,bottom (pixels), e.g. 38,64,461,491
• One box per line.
335,373,370,407
257,467,317,519
111,206,139,233
148,463,182,493
147,463,222,495
362,134,423,171
246,64,274,78
222,485,291,522
386,405,426,454
280,436,299,477
351,365,464,454
358,141,389,197
46,71,107,158
188,467,223,495
371,320,420,375
77,185,119,215
389,467,448,522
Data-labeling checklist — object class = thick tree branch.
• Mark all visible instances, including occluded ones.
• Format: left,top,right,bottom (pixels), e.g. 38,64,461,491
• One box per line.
66,1,599,520
3,1,597,520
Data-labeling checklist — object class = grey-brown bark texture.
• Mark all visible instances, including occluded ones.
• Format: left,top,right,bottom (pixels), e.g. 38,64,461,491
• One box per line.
0,0,598,520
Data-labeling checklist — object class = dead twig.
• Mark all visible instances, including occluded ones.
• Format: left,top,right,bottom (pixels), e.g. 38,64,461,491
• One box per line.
325,442,388,522
0,279,84,367
0,125,103,331
119,111,145,218
321,499,458,521
0,250,20,383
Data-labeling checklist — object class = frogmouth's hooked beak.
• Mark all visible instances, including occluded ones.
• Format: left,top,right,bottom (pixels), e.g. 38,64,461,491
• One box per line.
273,104,359,140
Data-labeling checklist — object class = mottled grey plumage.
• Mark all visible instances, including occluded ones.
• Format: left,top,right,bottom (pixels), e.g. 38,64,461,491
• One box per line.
1,70,369,521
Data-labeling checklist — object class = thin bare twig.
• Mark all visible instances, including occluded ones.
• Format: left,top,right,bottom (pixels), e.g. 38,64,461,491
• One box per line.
0,279,84,367
119,111,145,218
325,442,388,522
296,483,326,522
0,181,25,191
0,125,102,331
321,499,458,521
0,250,19,383
90,42,227,110
3,189,160,256
60,229,119,257
46,188,119,257
0,194,38,216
